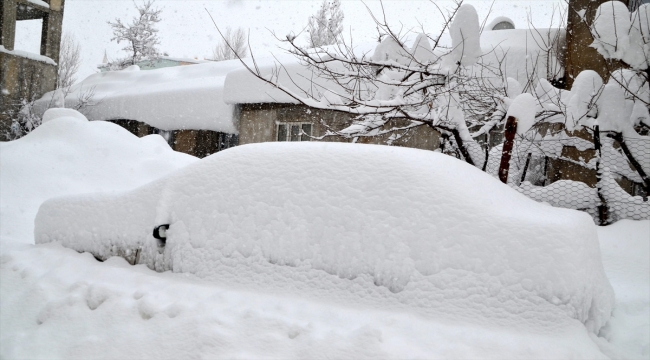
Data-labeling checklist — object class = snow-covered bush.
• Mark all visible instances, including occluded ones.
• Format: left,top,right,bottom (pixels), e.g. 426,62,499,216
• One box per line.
6,89,65,140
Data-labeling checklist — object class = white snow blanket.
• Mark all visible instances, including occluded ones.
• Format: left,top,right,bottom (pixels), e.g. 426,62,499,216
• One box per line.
478,28,565,86
224,28,565,105
0,109,197,242
35,142,614,333
33,61,242,133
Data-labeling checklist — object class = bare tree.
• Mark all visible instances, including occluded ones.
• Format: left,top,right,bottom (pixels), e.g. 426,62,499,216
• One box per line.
307,0,344,48
108,0,162,68
214,1,486,165
57,33,81,89
211,27,248,61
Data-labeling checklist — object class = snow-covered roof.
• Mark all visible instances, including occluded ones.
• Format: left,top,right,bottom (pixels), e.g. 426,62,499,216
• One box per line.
479,28,565,85
223,53,343,105
33,27,565,130
223,28,565,105
34,60,242,133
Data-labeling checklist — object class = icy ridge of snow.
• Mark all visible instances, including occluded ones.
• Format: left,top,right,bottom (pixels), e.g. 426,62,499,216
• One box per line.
35,141,614,333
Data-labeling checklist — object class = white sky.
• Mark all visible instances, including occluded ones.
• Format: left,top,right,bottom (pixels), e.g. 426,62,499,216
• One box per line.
14,0,567,82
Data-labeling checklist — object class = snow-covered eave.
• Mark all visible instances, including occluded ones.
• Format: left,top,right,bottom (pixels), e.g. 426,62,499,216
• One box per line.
0,45,57,66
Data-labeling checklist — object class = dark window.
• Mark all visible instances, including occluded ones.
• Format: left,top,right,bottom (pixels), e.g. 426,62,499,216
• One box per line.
301,124,312,141
290,125,301,141
277,122,312,141
277,124,288,141
492,21,514,31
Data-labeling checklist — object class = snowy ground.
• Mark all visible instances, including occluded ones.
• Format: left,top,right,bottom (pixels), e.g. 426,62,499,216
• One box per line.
1,116,648,359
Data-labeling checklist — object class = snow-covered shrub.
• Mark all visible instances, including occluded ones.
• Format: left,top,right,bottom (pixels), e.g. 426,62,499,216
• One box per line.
6,89,65,140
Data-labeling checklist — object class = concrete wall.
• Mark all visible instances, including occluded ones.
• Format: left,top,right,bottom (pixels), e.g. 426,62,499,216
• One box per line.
564,0,629,88
1,0,65,140
239,103,441,151
0,51,57,139
105,119,237,158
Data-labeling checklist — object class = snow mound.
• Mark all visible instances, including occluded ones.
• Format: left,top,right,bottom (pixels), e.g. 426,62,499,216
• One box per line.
35,143,614,333
41,107,87,124
0,109,197,242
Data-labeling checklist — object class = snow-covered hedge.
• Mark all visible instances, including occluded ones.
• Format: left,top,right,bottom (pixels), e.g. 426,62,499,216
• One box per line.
35,142,614,333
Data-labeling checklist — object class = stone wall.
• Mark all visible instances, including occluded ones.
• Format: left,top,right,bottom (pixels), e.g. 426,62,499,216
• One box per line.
239,103,441,151
0,52,57,139
1,0,65,140
105,119,238,158
564,0,629,88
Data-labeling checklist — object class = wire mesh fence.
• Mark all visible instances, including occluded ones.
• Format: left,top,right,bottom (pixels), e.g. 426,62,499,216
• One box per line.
475,123,649,225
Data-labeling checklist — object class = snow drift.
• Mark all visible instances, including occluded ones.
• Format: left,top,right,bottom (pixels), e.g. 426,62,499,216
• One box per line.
35,142,614,332
0,109,197,242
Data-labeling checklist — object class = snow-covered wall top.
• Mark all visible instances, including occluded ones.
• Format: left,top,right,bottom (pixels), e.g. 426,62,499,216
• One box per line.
34,61,242,133
0,45,56,65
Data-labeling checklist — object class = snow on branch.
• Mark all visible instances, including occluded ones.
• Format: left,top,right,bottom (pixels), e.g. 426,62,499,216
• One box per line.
591,2,650,70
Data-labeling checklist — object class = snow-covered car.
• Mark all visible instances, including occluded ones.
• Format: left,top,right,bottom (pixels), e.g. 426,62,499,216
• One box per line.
35,141,614,333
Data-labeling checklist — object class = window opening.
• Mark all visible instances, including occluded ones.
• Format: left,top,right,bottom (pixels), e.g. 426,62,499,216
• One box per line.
13,18,42,53
492,21,514,31
277,122,312,141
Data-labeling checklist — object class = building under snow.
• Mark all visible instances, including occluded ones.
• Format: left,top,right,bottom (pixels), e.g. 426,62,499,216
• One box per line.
35,19,567,158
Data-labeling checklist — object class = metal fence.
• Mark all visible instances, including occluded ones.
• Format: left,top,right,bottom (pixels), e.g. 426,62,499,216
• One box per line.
474,122,649,225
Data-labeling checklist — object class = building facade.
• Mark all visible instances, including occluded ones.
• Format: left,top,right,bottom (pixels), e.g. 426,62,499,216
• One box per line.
1,0,64,140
